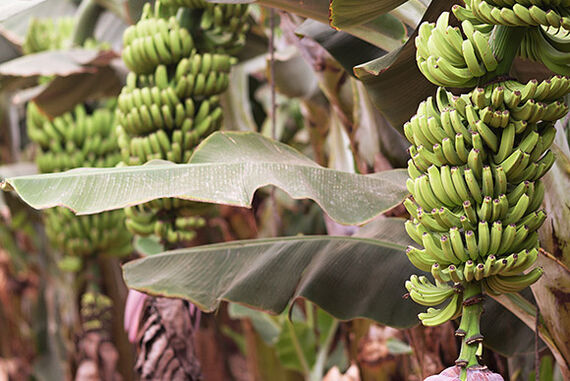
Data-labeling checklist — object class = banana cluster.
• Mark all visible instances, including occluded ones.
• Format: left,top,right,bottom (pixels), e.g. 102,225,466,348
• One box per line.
118,0,249,244
155,0,250,54
404,77,569,324
45,206,132,259
450,0,570,77
27,103,132,259
80,291,113,333
122,16,196,74
519,27,570,75
410,0,570,372
198,3,250,54
416,12,498,87
23,16,108,56
28,103,122,172
116,54,231,165
23,17,74,54
125,202,207,244
454,0,570,31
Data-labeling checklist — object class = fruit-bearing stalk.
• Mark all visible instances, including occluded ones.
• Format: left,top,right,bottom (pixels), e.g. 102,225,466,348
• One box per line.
458,24,520,377
481,25,526,82
456,282,484,379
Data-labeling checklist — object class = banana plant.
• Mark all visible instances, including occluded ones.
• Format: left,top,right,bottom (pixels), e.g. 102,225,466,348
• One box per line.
2,0,570,379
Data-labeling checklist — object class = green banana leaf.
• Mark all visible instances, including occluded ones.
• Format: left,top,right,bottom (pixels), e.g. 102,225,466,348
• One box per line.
1,132,409,226
329,0,411,29
123,233,425,328
482,289,544,357
124,215,545,357
221,0,406,50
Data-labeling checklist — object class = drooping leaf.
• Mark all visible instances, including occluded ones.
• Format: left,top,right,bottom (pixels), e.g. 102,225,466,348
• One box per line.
295,20,385,75
481,290,545,357
0,162,37,214
328,0,410,29
0,0,48,22
220,56,264,132
32,66,122,117
0,35,20,64
353,0,457,132
123,233,425,328
248,0,405,49
2,132,409,226
352,80,409,167
0,49,109,76
272,49,319,99
93,10,128,51
0,49,118,91
389,0,428,28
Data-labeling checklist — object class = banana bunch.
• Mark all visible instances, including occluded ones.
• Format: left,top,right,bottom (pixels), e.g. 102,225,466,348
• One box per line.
122,15,196,74
28,103,123,172
404,78,569,296
403,79,569,370
23,16,108,55
125,202,207,244
416,12,498,87
519,27,570,75
197,3,250,54
410,0,570,374
454,0,570,31
27,103,132,259
118,0,249,244
23,17,74,54
155,0,250,54
80,291,113,333
451,0,570,75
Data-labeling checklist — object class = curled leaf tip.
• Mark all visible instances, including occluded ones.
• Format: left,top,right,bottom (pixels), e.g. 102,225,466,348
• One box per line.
0,179,13,192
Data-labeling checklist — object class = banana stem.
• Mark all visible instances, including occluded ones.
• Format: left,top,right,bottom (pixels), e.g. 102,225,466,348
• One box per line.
457,281,484,381
480,25,526,84
71,0,104,47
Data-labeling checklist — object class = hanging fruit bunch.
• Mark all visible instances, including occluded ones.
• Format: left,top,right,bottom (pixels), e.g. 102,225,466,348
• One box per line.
117,0,250,246
23,17,107,55
23,17,75,54
25,20,132,264
402,1,570,378
27,103,133,260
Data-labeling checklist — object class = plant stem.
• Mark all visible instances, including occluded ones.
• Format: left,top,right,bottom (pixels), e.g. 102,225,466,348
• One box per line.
286,319,311,378
71,0,104,47
480,25,526,84
456,282,484,381
309,319,339,381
